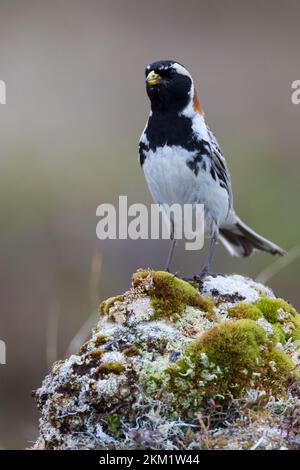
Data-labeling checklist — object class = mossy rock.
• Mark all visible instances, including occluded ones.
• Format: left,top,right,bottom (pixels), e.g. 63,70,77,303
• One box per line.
256,298,293,322
33,271,300,450
145,319,298,415
132,269,214,320
228,297,300,344
255,297,300,341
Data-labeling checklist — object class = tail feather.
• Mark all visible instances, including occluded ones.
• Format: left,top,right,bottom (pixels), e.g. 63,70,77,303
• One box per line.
219,217,286,258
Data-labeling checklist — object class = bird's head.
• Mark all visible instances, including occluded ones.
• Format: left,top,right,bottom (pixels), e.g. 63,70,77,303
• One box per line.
145,60,202,115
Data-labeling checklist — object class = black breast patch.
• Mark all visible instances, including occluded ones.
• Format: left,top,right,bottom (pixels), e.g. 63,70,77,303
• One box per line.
145,112,195,151
185,140,211,176
140,113,214,181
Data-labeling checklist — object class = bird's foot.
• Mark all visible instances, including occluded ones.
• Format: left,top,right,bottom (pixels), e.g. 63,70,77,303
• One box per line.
192,270,209,283
180,273,206,285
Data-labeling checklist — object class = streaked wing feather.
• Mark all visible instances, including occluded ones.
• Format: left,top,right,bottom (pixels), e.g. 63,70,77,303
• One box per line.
207,125,233,208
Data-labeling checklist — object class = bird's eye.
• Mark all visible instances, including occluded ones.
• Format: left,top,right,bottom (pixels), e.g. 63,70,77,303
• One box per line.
169,69,176,77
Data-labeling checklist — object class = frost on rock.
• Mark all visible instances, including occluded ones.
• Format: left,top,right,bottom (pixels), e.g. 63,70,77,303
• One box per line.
32,270,300,450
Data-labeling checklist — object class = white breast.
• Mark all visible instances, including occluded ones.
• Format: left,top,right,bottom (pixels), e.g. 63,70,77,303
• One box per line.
143,145,230,231
143,146,199,204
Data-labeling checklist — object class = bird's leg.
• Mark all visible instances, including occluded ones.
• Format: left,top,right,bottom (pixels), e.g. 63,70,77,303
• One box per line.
195,232,218,281
164,222,176,272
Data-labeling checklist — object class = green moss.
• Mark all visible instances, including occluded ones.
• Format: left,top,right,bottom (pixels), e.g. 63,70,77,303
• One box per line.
87,349,104,360
97,362,125,374
107,415,121,438
99,295,124,315
79,335,111,355
93,335,109,347
143,319,297,414
272,323,286,344
265,348,296,379
122,345,140,357
255,297,296,323
227,302,262,321
197,320,267,389
132,268,150,287
133,270,214,320
254,297,300,341
291,314,300,341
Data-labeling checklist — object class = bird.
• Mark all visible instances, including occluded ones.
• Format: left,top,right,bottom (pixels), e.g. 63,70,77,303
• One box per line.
139,60,286,280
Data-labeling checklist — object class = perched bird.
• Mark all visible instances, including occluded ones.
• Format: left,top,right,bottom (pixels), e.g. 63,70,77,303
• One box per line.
139,60,286,279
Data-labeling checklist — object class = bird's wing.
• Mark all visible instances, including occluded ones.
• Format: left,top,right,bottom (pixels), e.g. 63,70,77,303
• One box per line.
206,125,233,209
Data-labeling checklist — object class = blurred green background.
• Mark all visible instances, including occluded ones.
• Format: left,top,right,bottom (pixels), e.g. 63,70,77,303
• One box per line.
0,0,299,449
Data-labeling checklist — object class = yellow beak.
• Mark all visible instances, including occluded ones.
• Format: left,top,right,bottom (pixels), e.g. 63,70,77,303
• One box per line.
145,70,161,86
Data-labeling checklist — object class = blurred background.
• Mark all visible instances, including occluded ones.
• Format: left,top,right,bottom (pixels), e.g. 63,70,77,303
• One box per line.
0,0,299,449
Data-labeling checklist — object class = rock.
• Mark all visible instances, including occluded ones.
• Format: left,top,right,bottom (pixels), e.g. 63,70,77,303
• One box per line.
33,270,300,450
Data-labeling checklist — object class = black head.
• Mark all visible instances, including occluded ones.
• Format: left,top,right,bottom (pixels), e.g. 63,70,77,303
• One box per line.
145,60,193,113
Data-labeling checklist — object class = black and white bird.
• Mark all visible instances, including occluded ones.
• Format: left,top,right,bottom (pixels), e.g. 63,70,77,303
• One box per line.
139,60,285,279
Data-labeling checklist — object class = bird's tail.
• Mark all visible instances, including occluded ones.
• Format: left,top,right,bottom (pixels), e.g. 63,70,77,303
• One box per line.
219,216,286,258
